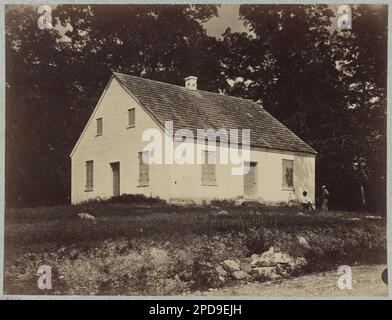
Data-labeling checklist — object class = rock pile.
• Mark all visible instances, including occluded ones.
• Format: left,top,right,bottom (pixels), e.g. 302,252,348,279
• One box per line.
191,246,307,288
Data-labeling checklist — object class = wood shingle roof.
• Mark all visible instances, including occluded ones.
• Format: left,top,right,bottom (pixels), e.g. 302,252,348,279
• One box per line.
114,72,317,155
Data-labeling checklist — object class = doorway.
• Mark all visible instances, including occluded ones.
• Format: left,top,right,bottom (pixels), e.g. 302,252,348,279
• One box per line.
110,162,120,197
244,162,257,198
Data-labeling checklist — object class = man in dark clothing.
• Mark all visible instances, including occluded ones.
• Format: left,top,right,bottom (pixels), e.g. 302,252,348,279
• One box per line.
322,185,329,211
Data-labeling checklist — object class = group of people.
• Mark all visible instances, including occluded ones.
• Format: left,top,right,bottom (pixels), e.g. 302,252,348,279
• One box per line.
290,185,329,212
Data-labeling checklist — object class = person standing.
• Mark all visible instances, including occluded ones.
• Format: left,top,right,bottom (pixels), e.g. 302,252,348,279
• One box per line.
322,185,329,211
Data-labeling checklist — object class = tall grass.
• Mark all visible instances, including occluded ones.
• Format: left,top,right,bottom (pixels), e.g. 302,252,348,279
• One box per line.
4,200,387,295
5,201,384,254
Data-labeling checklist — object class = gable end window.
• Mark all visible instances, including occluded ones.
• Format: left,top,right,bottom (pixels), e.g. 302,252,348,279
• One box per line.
85,160,93,191
128,109,135,128
282,159,294,190
138,151,149,186
202,150,217,186
96,118,103,136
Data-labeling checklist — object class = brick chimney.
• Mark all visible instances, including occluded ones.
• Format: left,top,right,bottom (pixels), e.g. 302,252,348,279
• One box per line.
184,76,197,90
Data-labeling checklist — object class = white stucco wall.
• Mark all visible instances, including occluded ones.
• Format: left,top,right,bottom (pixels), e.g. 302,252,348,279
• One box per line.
71,78,315,204
71,77,172,203
169,142,315,204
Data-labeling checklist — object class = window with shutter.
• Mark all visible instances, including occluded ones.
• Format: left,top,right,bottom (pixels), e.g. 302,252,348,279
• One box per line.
85,160,93,191
282,159,294,190
202,151,217,186
96,118,103,135
128,109,135,127
138,151,149,186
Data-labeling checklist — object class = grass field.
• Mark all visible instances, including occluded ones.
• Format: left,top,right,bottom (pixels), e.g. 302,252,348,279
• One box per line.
4,198,387,295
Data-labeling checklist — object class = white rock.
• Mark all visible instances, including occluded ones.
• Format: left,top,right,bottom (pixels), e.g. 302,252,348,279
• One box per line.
215,264,228,277
293,257,307,269
78,212,96,222
251,267,279,280
346,217,361,221
221,260,240,272
250,247,276,267
232,270,250,280
274,252,292,265
297,236,311,249
215,210,229,216
240,262,252,274
365,215,382,220
235,199,244,206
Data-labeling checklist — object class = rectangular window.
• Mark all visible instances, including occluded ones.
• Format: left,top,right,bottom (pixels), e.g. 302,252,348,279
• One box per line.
96,118,103,135
128,109,135,127
202,150,216,186
282,159,294,190
85,160,93,190
138,151,149,186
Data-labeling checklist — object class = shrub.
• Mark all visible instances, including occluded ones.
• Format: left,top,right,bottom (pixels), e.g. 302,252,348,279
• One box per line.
80,194,166,206
210,199,237,207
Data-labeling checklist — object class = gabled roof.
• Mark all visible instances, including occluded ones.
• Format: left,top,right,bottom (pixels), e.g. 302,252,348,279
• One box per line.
114,72,317,155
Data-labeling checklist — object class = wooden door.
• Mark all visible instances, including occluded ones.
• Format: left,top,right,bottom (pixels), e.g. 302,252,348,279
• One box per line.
244,162,257,198
111,162,120,197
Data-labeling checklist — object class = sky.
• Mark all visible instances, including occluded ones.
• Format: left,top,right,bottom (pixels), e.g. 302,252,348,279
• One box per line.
204,4,249,37
49,4,387,41
202,4,360,37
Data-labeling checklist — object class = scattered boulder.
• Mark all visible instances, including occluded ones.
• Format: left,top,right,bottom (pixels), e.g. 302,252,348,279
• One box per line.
274,252,293,265
192,261,224,288
250,253,259,260
78,212,96,223
276,264,289,277
235,199,244,206
241,257,252,264
215,264,228,278
221,260,240,273
297,236,311,249
251,267,280,281
232,270,250,280
215,210,229,216
250,247,308,275
346,217,361,221
240,262,252,274
365,215,382,220
277,257,307,274
291,257,307,270
250,248,276,267
193,249,307,288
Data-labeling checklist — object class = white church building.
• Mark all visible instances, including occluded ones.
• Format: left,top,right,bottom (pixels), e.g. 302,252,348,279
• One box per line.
70,72,316,204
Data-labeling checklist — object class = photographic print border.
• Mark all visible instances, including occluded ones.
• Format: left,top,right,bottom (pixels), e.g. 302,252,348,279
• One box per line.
0,0,390,300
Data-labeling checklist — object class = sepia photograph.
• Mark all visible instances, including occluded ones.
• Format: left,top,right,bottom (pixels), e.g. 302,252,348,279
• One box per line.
2,2,389,299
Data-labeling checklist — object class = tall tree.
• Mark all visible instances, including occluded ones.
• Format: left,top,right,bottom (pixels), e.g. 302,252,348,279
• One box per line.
332,5,387,212
5,4,221,207
6,5,73,206
220,4,387,212
222,5,341,138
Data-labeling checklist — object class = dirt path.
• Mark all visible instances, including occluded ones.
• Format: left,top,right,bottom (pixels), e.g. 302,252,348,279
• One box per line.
190,265,388,297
